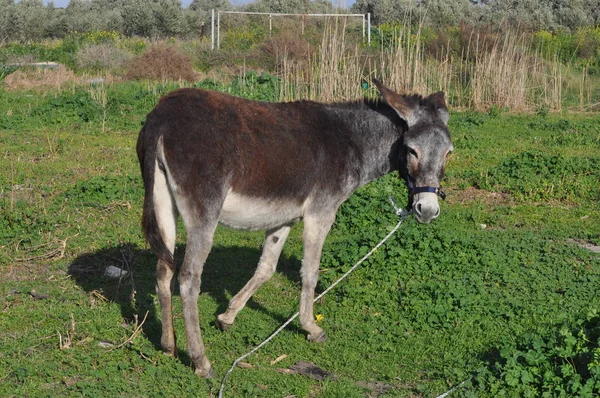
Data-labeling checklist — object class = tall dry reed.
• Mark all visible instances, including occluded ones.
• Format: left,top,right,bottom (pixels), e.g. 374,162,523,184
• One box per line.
278,16,364,103
277,16,573,112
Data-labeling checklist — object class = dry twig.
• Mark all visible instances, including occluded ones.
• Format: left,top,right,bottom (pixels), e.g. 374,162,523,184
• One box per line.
58,313,76,350
16,234,78,262
112,311,149,350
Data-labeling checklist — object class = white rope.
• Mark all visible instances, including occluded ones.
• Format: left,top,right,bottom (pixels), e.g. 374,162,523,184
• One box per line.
436,379,468,398
217,201,411,397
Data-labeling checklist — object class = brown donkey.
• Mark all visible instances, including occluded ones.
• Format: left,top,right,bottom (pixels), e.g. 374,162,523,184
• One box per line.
137,80,453,377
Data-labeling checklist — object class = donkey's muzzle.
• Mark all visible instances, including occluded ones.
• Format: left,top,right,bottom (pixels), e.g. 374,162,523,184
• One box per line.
412,192,441,224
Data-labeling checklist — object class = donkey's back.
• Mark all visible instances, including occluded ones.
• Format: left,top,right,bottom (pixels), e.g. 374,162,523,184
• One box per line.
142,89,359,198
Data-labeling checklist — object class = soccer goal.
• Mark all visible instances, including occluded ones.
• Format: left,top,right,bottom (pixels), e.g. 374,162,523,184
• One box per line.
210,9,371,50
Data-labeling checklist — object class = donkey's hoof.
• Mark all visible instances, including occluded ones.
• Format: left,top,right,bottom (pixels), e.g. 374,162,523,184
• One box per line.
161,346,177,357
307,331,328,343
215,317,233,332
194,366,216,379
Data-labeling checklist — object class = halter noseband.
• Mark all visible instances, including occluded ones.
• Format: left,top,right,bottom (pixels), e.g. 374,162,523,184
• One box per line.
405,175,446,207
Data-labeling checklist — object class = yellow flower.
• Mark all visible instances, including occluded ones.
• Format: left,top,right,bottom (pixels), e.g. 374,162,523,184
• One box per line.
315,314,324,323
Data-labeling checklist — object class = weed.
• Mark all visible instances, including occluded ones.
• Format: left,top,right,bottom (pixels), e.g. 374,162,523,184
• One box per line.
75,44,133,73
31,89,103,124
472,151,600,202
0,65,18,82
63,175,142,206
470,310,600,396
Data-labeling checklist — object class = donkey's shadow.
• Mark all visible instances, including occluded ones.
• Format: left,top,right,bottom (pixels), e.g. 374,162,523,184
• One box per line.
68,241,303,361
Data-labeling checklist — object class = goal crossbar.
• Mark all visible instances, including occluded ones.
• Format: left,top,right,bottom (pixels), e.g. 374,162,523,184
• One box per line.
218,11,366,17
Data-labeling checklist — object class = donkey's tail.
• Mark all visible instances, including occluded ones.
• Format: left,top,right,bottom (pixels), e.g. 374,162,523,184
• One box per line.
137,124,175,266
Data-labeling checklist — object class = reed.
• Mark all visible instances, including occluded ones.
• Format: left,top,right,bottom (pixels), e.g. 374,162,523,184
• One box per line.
277,16,578,112
278,16,364,103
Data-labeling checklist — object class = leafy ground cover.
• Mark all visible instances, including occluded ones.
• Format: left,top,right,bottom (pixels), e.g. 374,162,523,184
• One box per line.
0,82,599,397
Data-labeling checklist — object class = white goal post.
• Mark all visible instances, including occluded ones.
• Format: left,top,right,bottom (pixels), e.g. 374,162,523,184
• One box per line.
211,9,371,50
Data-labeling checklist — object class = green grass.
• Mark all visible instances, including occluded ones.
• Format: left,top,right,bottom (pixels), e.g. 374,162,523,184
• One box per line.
0,82,599,397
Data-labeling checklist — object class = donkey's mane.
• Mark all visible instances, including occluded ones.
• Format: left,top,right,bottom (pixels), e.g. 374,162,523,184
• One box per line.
293,93,427,111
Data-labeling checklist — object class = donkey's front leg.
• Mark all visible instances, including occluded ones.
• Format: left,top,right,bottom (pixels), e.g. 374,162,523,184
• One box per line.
217,225,292,330
179,224,217,378
299,212,336,343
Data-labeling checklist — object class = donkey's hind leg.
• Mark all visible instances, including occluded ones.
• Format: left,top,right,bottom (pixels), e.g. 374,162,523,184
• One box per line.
153,163,178,357
178,215,220,378
216,225,292,330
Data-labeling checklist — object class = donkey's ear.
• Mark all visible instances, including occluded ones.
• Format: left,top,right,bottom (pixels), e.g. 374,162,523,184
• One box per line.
427,91,449,126
373,79,418,127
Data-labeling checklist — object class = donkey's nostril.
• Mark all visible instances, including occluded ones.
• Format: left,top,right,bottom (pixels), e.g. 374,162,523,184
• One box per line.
415,203,422,215
434,207,440,218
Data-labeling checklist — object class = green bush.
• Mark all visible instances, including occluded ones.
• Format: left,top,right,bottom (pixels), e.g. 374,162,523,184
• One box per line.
30,89,103,125
229,70,279,101
533,27,600,66
220,24,267,51
0,65,18,82
193,71,280,101
0,42,74,66
470,310,600,397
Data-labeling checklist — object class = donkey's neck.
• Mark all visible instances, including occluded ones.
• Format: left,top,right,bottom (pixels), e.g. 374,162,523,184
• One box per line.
332,105,402,188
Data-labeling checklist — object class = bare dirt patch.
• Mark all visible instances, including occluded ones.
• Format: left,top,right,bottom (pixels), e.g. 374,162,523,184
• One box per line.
446,186,511,206
3,64,80,91
3,65,118,91
356,380,395,397
3,261,58,282
566,239,600,254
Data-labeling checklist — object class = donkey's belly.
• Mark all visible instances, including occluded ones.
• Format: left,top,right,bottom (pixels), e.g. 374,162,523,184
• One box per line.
219,192,304,230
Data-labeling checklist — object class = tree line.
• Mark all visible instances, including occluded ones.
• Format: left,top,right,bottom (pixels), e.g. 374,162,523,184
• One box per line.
353,0,600,31
1,0,599,44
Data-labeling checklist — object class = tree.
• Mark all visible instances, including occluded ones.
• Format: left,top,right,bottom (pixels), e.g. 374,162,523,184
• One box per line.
122,0,156,37
245,0,333,14
307,0,334,13
153,0,188,37
90,0,125,32
14,0,47,41
352,0,420,25
584,0,600,26
550,0,592,30
0,1,20,44
476,0,556,31
44,2,69,38
64,0,96,33
422,0,481,27
189,0,231,13
187,0,230,35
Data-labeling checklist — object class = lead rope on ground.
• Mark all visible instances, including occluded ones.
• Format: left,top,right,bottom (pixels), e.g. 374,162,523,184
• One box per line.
217,199,411,398
436,379,469,398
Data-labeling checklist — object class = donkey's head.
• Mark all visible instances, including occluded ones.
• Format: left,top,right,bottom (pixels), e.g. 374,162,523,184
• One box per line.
374,79,454,224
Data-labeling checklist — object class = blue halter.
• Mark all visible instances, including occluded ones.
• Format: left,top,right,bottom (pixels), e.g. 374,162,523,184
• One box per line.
405,175,446,206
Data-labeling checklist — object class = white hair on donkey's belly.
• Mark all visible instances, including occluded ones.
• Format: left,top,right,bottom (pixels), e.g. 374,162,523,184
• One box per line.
220,190,304,230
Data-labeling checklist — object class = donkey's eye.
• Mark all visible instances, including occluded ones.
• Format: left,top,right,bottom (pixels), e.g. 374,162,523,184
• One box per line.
406,147,419,159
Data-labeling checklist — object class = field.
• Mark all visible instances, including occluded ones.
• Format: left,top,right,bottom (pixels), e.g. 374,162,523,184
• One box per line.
1,80,599,397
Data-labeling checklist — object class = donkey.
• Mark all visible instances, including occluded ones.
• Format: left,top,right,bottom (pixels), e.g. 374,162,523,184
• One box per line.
136,79,453,377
